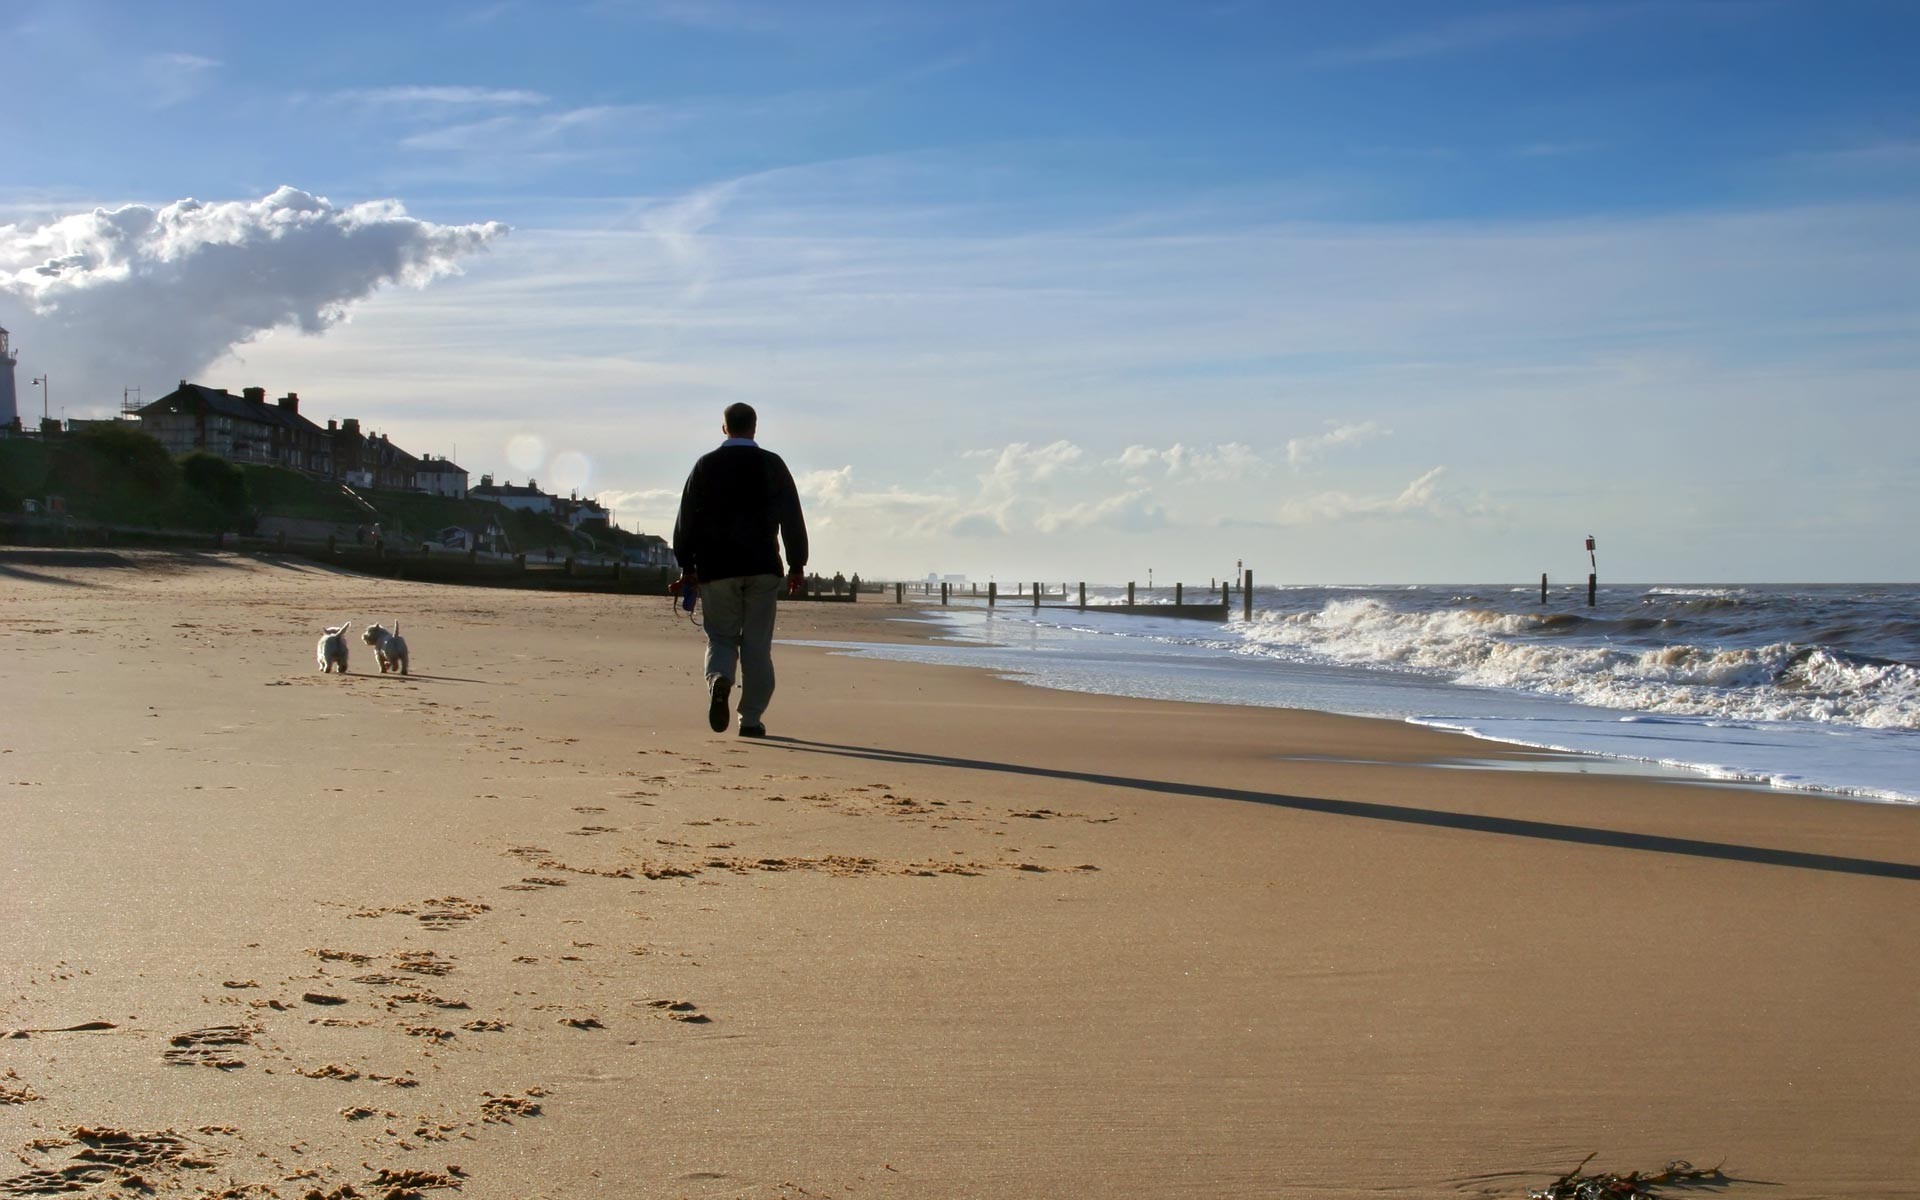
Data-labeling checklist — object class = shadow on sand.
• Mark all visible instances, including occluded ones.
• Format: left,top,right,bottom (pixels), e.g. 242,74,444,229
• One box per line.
759,737,1920,884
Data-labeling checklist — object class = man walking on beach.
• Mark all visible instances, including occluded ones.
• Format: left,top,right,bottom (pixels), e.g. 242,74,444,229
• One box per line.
672,403,808,738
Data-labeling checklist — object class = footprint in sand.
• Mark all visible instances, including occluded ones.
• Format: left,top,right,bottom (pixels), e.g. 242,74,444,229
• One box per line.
162,1025,254,1070
500,876,569,892
0,1128,217,1197
479,1090,547,1123
644,999,712,1024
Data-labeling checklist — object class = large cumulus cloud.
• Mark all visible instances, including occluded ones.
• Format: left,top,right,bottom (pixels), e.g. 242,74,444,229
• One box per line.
0,186,505,400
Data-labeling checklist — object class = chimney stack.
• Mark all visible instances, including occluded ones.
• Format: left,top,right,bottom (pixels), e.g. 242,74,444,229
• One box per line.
243,386,266,403
277,392,299,414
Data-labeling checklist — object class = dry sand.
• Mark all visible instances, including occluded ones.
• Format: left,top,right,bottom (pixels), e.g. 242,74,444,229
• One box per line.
2,548,1917,1199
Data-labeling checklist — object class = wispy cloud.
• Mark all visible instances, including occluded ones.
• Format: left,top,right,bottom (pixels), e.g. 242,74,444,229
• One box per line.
454,2,517,26
400,104,669,154
140,51,221,108
1315,5,1627,66
596,0,789,34
591,0,926,39
1286,421,1389,467
1034,489,1167,534
1272,467,1450,525
331,85,551,111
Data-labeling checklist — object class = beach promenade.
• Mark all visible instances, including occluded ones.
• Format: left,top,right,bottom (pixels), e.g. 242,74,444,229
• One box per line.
3,550,1917,1199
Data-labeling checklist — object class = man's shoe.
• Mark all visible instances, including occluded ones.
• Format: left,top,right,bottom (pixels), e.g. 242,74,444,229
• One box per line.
707,679,731,732
738,722,767,739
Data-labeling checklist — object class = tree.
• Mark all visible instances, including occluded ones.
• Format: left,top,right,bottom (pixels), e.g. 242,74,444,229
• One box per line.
181,452,249,522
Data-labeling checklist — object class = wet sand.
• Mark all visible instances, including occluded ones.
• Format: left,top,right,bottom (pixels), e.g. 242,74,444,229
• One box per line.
3,549,1917,1199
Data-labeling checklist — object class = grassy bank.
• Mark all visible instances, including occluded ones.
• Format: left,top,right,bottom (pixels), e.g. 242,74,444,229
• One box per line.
1,429,658,559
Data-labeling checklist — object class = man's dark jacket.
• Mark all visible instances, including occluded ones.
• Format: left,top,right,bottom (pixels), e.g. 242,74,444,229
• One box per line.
672,443,808,583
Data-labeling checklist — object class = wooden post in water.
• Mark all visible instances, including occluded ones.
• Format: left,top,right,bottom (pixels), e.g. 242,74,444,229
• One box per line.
1586,535,1598,607
1126,582,1135,608
895,582,904,603
1078,582,1086,610
1174,582,1183,607
1032,582,1040,610
1221,580,1229,606
1540,573,1548,604
988,581,997,608
942,582,950,605
1242,569,1253,621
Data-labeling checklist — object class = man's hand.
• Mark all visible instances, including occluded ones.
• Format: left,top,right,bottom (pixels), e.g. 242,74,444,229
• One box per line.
787,568,805,598
677,569,698,590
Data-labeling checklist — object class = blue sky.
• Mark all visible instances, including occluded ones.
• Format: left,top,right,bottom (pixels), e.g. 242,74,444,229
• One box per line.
3,0,1916,582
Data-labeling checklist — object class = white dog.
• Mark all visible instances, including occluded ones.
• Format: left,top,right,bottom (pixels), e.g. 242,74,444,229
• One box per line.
316,619,351,674
361,620,410,675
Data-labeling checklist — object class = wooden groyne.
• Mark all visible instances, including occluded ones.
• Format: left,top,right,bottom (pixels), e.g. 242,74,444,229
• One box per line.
883,573,1253,622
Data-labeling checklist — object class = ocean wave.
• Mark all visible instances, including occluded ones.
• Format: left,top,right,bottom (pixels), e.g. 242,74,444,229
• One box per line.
1237,598,1920,731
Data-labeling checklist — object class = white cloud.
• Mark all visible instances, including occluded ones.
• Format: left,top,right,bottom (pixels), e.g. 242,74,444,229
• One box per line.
1273,466,1448,525
970,441,1085,490
1035,488,1168,534
1109,442,1263,481
595,486,682,531
0,186,506,402
332,85,551,110
1286,420,1389,467
399,104,650,153
140,52,221,108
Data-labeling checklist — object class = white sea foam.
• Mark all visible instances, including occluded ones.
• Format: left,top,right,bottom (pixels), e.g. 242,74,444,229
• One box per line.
1236,598,1920,731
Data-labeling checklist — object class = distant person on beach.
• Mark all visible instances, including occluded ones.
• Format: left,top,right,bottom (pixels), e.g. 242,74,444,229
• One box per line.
672,403,808,738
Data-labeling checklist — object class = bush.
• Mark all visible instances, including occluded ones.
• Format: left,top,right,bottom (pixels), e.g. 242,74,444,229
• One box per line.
53,425,177,502
181,452,249,524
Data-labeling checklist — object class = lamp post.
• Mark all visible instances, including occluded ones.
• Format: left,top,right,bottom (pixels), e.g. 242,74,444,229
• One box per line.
31,374,48,424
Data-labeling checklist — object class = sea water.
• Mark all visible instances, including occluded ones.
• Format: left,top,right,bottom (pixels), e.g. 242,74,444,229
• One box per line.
788,583,1920,804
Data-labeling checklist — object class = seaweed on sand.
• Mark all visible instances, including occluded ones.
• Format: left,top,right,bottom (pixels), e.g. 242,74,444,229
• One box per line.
1530,1154,1731,1199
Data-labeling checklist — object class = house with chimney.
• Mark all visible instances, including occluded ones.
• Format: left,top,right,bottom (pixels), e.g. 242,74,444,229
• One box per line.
136,382,332,472
555,492,611,529
470,475,555,513
415,455,468,498
327,418,420,492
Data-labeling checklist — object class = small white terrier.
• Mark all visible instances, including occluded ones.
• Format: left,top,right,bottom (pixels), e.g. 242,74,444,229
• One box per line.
316,619,351,674
361,620,410,675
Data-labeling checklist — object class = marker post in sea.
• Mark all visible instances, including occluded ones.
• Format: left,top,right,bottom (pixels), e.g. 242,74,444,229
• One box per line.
1586,536,1598,607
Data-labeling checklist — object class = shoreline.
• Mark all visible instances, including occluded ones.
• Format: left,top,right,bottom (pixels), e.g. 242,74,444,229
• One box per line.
798,599,1920,806
6,550,1918,1198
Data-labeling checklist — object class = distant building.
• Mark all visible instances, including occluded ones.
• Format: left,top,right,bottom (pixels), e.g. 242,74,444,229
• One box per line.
136,383,332,472
415,455,469,498
327,418,420,492
470,474,555,514
555,491,611,529
625,534,673,567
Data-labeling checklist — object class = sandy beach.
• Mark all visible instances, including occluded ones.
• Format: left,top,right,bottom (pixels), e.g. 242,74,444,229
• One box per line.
3,548,1917,1199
